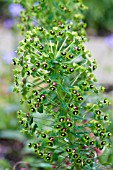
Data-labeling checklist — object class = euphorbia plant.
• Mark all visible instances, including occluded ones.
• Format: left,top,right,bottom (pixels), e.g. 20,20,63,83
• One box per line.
13,0,111,169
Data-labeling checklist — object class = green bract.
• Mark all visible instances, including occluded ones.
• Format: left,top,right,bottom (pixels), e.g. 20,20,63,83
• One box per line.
13,0,111,169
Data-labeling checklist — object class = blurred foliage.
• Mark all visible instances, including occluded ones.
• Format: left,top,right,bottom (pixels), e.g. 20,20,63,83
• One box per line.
83,0,113,34
0,0,13,20
0,64,19,130
0,159,11,170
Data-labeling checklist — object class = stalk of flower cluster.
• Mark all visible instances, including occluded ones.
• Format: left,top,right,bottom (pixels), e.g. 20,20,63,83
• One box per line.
13,0,111,169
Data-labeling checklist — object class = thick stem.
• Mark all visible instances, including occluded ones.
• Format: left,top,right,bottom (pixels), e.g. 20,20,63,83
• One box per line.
75,164,81,170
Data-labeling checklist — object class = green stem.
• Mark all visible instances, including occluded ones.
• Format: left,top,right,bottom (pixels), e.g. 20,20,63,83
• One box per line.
75,164,81,170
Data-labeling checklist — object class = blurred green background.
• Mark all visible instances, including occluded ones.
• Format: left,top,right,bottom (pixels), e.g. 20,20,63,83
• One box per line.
0,0,113,170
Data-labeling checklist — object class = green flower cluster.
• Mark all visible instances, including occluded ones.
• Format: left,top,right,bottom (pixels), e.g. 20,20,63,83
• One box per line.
13,0,111,169
14,0,87,35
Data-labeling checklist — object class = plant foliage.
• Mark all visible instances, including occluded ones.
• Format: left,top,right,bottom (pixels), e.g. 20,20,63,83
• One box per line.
13,0,111,169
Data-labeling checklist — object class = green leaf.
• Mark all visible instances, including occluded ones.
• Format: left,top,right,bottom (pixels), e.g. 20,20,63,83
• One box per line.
32,123,38,132
38,104,43,113
60,100,68,109
29,117,33,125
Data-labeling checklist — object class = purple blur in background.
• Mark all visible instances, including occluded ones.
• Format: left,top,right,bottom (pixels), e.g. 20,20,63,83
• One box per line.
3,51,15,64
3,19,14,29
104,34,113,49
8,3,23,17
34,2,39,6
